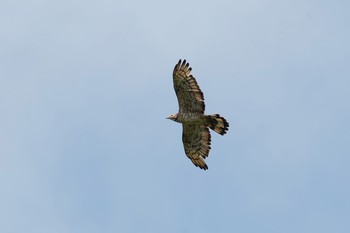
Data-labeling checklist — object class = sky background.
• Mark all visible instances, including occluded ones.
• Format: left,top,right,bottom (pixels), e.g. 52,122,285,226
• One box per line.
1,0,350,232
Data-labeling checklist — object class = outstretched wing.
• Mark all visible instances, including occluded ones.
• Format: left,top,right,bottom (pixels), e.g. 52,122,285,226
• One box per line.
182,124,211,170
173,59,205,114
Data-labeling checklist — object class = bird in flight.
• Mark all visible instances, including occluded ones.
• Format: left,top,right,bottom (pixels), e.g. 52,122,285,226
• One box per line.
167,59,229,170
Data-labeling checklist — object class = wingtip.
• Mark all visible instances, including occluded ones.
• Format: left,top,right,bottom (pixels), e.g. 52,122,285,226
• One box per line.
195,164,208,170
191,157,209,170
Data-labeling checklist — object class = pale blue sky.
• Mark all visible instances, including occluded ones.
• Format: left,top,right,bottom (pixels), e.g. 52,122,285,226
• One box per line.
1,0,350,232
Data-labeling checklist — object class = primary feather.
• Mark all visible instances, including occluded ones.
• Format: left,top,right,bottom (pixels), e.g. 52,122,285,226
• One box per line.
168,59,229,170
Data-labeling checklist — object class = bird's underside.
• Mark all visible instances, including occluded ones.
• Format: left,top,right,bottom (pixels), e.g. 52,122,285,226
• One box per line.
168,59,229,170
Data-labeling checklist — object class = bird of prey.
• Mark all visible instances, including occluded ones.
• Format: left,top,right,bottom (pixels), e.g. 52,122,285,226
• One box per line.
167,59,229,170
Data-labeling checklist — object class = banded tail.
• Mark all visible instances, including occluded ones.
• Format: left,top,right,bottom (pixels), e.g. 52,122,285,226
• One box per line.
206,114,229,135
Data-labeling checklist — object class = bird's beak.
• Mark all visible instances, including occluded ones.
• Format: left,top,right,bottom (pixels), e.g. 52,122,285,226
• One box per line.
166,116,171,119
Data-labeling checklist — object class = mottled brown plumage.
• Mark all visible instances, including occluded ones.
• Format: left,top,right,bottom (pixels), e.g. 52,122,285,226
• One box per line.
167,59,229,170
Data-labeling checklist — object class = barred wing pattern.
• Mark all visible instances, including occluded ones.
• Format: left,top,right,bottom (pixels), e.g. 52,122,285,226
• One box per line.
182,124,211,170
173,60,205,114
170,59,228,170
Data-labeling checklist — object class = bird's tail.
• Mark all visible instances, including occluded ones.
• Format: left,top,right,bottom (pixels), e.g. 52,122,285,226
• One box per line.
206,114,229,135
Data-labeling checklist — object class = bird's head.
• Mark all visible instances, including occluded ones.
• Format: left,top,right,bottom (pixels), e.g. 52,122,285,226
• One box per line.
166,114,178,122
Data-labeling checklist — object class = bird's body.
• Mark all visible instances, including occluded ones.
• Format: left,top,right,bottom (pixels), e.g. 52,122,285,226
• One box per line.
167,59,229,170
170,112,205,123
